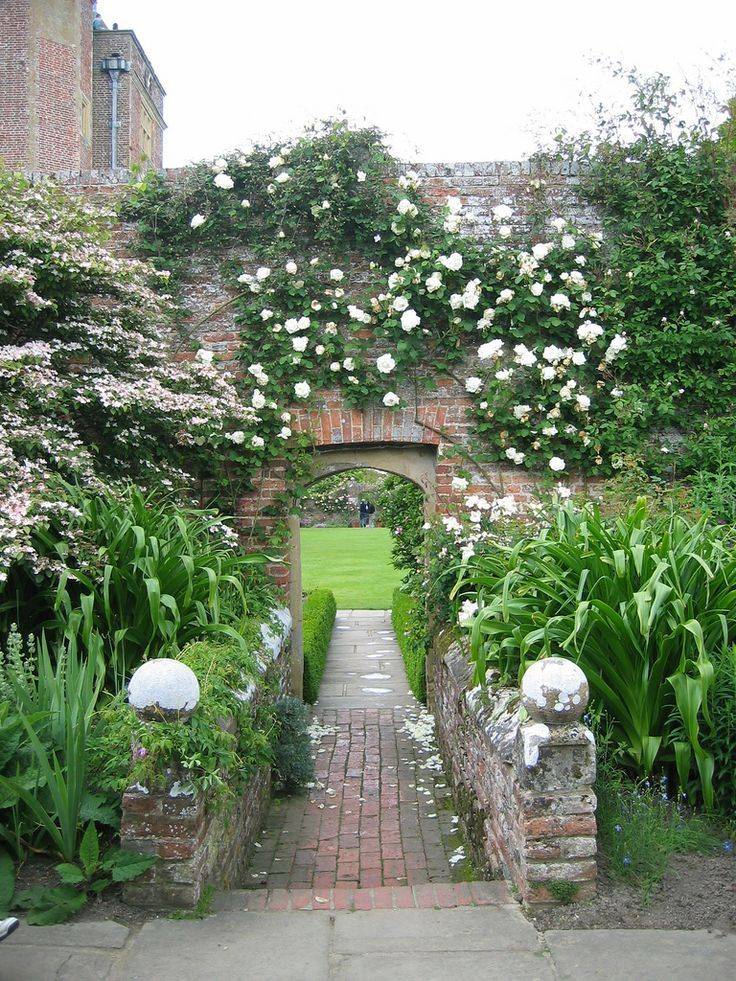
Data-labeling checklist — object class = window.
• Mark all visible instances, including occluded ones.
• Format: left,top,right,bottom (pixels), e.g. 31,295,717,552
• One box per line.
81,95,91,144
140,105,154,163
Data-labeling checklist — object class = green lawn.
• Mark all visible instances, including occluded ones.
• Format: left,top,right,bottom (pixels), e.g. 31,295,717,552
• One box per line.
300,527,404,609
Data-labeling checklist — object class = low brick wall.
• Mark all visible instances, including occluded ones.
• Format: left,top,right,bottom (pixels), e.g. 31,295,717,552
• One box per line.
121,609,292,909
431,629,597,905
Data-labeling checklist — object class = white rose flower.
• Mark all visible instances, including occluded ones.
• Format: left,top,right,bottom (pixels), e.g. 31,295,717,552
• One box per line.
376,353,396,374
549,456,566,472
397,198,418,217
392,295,410,312
530,282,544,296
275,171,290,184
514,344,538,367
357,170,367,182
571,351,587,366
458,599,479,624
425,271,443,292
294,381,311,398
400,308,421,332
342,357,355,371
330,268,344,281
495,369,512,381
540,366,556,381
561,234,576,249
551,217,567,232
195,348,214,363
256,266,271,281
577,321,604,345
498,225,512,239
281,411,291,422
285,260,298,274
292,336,308,352
576,394,591,411
329,361,341,372
505,447,526,465
241,199,251,208
532,242,553,260
513,404,532,420
492,204,513,220
213,157,227,172
278,426,292,439
229,430,245,444
478,339,504,361
452,476,469,492
439,252,463,271
465,376,483,394
605,334,628,362
251,389,266,409
447,196,463,214
260,309,273,321
550,293,571,311
213,172,234,189
321,200,331,209
496,288,514,304
315,344,325,355
190,213,206,229
382,391,400,407
251,435,265,448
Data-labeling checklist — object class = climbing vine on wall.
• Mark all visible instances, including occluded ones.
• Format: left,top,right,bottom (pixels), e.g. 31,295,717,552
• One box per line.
129,103,736,482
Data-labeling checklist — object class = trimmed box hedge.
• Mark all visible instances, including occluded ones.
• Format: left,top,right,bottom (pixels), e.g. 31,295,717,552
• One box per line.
302,588,337,703
392,588,428,702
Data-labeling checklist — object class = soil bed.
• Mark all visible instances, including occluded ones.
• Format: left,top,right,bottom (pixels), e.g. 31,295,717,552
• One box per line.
532,852,736,932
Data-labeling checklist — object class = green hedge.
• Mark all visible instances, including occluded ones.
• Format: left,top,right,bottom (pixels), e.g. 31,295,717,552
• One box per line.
303,588,337,703
392,588,428,702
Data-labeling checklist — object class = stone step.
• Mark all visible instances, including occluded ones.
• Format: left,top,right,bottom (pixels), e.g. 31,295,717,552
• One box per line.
215,881,511,912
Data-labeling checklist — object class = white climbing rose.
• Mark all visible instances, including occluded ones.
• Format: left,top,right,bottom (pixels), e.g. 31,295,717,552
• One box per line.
213,172,234,189
400,309,421,332
190,213,206,229
549,456,566,471
382,391,400,407
376,353,396,374
465,377,483,394
294,381,311,398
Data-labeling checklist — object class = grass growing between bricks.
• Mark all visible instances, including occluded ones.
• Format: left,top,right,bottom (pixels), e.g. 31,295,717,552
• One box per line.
302,588,337,702
392,588,428,702
300,527,404,608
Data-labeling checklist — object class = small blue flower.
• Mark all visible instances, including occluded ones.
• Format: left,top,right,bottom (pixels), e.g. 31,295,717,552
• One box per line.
723,840,734,854
614,824,622,833
623,855,632,867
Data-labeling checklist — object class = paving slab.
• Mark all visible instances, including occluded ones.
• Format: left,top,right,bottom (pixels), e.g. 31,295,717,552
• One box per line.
4,918,129,948
0,946,117,981
545,928,736,980
333,949,554,981
332,905,540,953
113,911,332,981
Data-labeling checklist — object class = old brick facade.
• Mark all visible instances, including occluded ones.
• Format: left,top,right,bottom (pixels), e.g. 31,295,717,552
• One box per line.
0,1,165,171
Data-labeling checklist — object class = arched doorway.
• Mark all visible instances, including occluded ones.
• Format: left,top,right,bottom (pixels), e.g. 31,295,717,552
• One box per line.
287,442,437,697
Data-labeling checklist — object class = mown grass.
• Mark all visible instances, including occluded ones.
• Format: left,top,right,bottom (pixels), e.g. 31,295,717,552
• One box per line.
300,527,403,608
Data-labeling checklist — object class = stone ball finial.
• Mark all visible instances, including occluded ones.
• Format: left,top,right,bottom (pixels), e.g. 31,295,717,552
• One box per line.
128,658,200,722
521,657,589,724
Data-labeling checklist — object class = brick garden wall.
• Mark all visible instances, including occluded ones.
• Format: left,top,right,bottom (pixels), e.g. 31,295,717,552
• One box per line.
431,629,597,906
121,610,292,909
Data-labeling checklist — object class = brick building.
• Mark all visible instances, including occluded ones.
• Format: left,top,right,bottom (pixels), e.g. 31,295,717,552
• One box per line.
0,0,165,171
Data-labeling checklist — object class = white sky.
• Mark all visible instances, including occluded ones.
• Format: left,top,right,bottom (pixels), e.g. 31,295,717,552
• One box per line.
98,1,735,168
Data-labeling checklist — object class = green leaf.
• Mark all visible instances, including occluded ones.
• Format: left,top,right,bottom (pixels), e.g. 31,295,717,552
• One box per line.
21,885,87,925
56,863,85,885
78,823,99,879
102,848,157,882
0,849,15,915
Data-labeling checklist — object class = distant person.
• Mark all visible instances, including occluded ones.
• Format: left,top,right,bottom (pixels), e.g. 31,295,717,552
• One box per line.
359,499,374,527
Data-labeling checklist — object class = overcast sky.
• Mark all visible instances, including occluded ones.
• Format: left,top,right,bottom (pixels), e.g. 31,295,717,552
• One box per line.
97,1,735,168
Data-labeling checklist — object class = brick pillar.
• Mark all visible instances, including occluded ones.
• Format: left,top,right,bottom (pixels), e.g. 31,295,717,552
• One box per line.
514,657,597,904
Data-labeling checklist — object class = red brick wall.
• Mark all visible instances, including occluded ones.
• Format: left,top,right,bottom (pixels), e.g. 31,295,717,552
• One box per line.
0,0,32,167
36,35,80,171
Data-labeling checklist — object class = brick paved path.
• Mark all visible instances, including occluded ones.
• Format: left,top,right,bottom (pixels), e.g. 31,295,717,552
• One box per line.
244,610,468,894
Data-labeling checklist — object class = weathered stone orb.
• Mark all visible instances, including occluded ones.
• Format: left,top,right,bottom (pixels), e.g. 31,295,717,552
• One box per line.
128,658,200,722
521,657,589,723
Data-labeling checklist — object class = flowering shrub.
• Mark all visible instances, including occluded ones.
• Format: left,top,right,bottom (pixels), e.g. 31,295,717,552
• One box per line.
0,171,294,589
124,120,632,485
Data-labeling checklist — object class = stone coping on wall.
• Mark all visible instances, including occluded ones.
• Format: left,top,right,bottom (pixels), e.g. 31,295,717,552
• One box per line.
431,627,597,906
120,605,292,909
